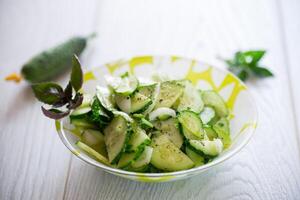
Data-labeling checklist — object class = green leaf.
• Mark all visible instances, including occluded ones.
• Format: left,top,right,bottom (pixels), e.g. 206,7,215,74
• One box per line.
244,50,265,64
71,55,83,92
237,70,249,81
252,66,274,77
223,50,273,81
32,82,63,104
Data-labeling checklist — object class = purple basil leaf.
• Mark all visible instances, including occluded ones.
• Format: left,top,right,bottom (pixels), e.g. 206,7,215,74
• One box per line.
52,100,68,108
41,106,70,119
64,81,73,101
71,55,83,92
68,93,83,110
32,82,64,105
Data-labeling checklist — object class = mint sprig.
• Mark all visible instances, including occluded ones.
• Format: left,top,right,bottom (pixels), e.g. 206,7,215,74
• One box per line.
224,50,274,81
32,55,83,119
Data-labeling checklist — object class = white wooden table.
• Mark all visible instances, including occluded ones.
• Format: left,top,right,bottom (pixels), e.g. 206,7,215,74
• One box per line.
1,0,300,199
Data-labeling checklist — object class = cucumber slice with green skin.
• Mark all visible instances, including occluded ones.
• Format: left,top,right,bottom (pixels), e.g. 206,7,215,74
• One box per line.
70,94,93,116
76,141,110,166
154,81,184,109
151,135,194,172
140,118,153,129
200,107,216,124
90,98,112,124
178,111,205,139
130,92,152,113
115,94,131,113
126,126,151,152
201,91,229,117
204,126,218,140
96,86,115,112
70,118,97,129
112,111,133,123
117,152,136,168
104,116,131,164
186,146,205,166
177,81,204,113
142,83,161,114
213,118,231,148
131,146,153,168
82,94,93,107
149,107,176,121
80,129,107,157
137,84,157,98
132,114,154,129
153,118,183,148
118,146,153,170
71,107,91,116
189,139,223,156
105,75,138,95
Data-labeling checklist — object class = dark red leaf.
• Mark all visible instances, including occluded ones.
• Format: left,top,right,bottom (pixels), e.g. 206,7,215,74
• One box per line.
68,93,83,109
41,106,70,119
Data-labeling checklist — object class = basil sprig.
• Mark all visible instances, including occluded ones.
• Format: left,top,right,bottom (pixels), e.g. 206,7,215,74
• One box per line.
224,50,274,81
32,55,84,119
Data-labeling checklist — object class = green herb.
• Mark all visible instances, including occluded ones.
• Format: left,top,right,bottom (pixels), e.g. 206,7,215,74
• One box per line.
223,50,273,81
32,55,84,119
71,55,83,92
6,34,95,83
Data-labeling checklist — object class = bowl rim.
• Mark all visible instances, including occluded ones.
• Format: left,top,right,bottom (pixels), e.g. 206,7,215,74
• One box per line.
56,55,258,177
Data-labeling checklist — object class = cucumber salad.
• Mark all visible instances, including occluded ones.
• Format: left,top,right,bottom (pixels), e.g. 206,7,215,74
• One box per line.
70,72,231,172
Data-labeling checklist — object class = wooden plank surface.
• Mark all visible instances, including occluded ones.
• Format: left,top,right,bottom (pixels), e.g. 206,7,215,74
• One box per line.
0,0,300,200
278,0,300,146
0,1,96,200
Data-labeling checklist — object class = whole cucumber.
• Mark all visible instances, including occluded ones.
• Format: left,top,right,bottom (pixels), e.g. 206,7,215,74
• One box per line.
21,36,89,83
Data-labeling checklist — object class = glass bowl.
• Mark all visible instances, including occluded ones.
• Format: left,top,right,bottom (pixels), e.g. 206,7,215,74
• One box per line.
55,55,258,182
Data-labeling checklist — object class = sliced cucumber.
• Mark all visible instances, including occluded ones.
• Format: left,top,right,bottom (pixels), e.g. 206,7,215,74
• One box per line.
90,98,111,123
76,141,110,166
178,111,205,139
213,117,231,148
140,118,153,129
80,129,107,157
201,91,229,117
131,146,153,168
118,146,153,170
70,94,93,116
189,139,223,156
112,110,133,123
149,107,176,121
154,81,184,109
126,126,151,152
137,84,157,98
151,135,194,171
115,94,131,113
142,83,161,114
104,116,130,163
96,86,115,112
117,152,136,168
105,75,138,95
177,81,204,113
71,107,91,116
204,126,218,140
81,94,93,107
200,107,216,124
70,118,97,129
153,118,183,148
186,146,205,166
130,92,152,113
